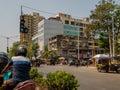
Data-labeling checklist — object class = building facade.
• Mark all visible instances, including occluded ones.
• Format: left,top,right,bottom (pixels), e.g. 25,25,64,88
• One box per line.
32,19,63,51
32,13,104,57
54,13,89,38
49,35,104,58
33,13,89,50
20,12,45,44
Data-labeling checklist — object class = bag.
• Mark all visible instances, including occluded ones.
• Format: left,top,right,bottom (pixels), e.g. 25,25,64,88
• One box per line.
4,71,11,81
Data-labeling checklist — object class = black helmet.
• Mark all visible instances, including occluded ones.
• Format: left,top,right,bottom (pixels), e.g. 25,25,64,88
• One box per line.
0,52,9,73
16,45,27,56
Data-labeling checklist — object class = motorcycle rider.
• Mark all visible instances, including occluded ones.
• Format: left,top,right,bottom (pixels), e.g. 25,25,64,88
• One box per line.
0,45,31,90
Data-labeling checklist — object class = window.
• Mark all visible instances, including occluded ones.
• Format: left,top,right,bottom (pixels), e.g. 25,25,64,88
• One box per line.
76,23,79,26
95,43,98,46
79,23,83,26
65,20,69,24
88,43,92,45
71,21,75,25
80,28,83,31
80,32,84,36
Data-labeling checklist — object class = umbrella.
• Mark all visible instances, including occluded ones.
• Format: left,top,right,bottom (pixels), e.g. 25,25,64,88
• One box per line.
92,54,110,59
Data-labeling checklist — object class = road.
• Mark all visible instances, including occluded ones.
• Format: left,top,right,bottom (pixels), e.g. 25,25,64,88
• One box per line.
35,65,120,90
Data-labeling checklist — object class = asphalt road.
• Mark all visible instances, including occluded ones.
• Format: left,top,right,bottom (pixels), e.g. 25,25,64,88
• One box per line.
35,65,120,90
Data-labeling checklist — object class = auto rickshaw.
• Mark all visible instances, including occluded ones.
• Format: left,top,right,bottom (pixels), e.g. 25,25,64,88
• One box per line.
97,57,120,73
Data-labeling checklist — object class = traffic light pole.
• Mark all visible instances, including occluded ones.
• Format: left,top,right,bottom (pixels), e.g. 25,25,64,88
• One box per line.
21,5,23,15
20,5,29,45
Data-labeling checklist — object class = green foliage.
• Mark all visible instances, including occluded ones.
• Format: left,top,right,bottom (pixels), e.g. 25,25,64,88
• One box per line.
29,68,40,80
40,45,57,61
8,43,19,57
8,42,39,58
27,42,39,59
30,68,47,89
98,32,109,52
34,75,47,89
85,0,120,55
30,69,80,90
46,71,79,90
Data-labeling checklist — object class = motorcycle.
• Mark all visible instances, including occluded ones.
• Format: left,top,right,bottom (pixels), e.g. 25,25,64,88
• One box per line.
0,71,36,90
14,80,36,90
0,52,36,90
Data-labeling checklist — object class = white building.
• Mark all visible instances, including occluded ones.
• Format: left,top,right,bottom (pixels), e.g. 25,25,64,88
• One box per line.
32,19,80,52
32,19,63,51
32,13,89,53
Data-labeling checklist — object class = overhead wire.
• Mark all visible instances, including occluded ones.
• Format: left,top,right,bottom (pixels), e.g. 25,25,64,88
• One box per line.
21,5,85,19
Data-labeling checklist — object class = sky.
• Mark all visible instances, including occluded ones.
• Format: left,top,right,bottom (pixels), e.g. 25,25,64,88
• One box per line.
0,0,120,52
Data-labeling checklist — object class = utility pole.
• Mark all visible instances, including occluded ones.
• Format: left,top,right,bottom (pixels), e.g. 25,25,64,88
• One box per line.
112,16,115,57
78,28,80,60
6,37,9,53
0,35,19,53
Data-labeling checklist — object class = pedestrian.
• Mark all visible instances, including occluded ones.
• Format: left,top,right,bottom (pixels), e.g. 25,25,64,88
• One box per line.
87,60,89,67
75,60,79,67
0,45,31,90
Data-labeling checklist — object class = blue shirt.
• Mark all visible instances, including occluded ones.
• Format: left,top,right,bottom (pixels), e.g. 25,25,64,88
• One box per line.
9,56,31,84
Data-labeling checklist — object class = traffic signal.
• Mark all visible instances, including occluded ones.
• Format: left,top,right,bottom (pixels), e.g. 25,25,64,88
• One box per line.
24,27,28,33
20,15,28,33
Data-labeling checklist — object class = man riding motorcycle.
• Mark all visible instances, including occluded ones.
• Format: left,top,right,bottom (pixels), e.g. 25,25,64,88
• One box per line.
0,45,31,90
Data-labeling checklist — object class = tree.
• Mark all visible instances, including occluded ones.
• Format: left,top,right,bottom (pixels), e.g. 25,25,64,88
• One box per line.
98,32,109,52
85,0,120,56
27,42,39,59
8,42,39,58
40,45,57,61
8,43,19,57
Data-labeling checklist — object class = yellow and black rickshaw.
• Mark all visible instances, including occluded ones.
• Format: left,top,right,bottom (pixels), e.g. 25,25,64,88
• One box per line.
97,57,120,73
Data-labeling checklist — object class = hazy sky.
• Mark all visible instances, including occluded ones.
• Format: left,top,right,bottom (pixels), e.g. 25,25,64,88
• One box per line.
0,0,120,52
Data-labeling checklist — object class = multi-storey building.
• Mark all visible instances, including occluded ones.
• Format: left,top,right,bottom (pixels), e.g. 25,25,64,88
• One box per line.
32,13,104,57
20,12,45,44
54,13,89,38
49,35,104,58
32,19,63,51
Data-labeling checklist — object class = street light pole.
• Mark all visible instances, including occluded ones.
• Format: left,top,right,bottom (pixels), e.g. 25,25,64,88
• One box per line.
0,35,10,53
78,29,80,60
6,37,9,53
0,35,19,53
112,16,115,57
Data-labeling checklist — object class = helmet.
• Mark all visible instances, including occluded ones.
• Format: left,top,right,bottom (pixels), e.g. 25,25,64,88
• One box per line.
0,52,9,73
16,45,27,56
